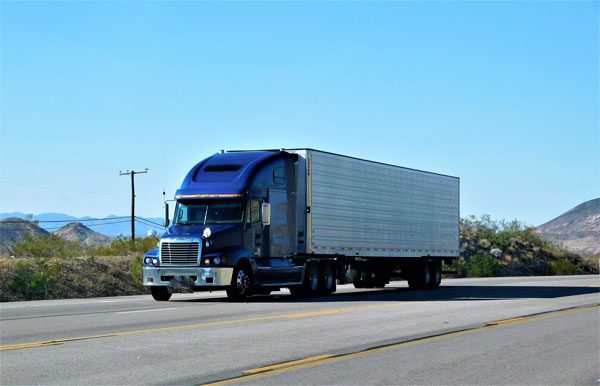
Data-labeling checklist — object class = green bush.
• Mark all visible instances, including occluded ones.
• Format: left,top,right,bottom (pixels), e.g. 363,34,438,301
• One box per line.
129,256,144,286
10,259,60,300
548,260,583,275
451,254,500,278
9,234,85,259
91,236,158,257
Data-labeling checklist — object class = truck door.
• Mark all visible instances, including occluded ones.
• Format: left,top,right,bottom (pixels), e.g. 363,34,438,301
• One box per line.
263,189,300,284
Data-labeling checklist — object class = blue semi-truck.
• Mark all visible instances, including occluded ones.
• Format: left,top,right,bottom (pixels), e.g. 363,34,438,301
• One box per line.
143,149,460,301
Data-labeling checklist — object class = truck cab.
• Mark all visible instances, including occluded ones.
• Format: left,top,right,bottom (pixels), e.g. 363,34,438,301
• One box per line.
143,150,305,301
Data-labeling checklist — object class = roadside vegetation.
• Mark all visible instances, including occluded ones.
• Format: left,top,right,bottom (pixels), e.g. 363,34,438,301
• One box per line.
0,236,156,301
451,215,596,277
0,215,596,301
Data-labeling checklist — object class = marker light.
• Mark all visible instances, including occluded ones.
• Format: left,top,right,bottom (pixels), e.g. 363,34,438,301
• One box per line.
202,227,212,239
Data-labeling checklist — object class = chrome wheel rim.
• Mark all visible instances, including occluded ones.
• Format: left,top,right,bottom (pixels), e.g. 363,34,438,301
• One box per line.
236,269,251,294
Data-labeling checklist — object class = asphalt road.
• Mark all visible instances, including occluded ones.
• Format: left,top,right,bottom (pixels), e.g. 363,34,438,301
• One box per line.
1,275,598,385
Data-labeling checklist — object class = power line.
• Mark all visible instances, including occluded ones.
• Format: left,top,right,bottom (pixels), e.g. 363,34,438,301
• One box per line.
134,216,164,227
0,217,130,223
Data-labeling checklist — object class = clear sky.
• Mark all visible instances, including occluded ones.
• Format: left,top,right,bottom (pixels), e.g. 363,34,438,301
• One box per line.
1,1,598,226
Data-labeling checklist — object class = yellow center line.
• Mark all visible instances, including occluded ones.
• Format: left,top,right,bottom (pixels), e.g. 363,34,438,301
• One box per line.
486,316,525,326
0,302,416,352
241,354,335,374
205,304,600,386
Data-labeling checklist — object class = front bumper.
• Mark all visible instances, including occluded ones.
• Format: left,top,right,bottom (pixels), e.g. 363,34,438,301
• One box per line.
143,266,234,287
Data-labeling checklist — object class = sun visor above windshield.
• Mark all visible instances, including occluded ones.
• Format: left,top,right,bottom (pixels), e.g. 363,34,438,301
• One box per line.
175,151,283,198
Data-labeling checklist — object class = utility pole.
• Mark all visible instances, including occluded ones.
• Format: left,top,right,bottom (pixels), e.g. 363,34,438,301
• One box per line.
119,169,148,243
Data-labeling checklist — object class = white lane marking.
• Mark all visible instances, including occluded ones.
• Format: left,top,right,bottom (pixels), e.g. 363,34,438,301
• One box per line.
116,307,177,315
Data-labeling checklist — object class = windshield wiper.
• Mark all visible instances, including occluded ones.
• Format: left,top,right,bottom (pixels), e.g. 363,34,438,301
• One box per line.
177,221,191,225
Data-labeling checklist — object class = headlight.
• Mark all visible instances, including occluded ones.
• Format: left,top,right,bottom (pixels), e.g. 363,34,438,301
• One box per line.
213,256,221,265
152,258,159,265
204,258,210,265
144,257,151,264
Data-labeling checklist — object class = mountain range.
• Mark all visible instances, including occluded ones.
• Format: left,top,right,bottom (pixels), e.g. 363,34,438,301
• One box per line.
0,212,163,238
536,198,600,257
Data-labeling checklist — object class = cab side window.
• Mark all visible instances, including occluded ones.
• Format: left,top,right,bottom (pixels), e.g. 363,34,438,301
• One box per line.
273,166,285,185
247,199,261,223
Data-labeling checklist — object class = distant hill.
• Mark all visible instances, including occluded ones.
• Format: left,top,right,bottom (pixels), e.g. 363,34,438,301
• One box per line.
0,217,49,255
53,222,111,247
536,198,600,257
0,212,164,237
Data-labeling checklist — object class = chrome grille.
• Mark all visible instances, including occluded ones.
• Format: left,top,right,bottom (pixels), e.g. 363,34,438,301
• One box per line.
160,242,199,265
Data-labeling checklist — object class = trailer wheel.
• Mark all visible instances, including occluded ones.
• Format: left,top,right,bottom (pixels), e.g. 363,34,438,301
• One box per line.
374,272,390,288
428,262,442,289
226,264,253,301
351,269,364,288
408,263,431,290
151,286,172,301
318,264,336,294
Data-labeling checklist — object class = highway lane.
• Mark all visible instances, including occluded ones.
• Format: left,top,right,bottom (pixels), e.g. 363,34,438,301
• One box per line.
1,275,598,385
232,306,599,385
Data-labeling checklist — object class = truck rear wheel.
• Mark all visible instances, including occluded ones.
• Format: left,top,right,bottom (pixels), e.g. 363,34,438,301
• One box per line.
289,263,319,298
318,264,336,294
305,263,319,295
226,265,253,301
151,286,172,301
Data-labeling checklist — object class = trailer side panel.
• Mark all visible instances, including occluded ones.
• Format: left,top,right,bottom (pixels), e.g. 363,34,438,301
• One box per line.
307,150,459,258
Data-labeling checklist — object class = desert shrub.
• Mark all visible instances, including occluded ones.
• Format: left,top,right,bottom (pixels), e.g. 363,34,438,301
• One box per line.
129,256,144,286
9,259,60,300
9,234,85,259
548,260,583,275
451,253,500,278
91,236,158,257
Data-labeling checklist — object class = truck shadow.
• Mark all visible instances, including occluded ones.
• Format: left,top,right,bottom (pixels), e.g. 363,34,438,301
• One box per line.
172,283,600,303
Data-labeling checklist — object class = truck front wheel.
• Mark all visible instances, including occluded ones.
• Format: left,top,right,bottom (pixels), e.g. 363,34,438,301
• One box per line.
151,286,172,301
226,265,253,301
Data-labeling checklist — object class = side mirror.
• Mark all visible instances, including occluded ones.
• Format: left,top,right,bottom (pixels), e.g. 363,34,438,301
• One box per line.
164,203,170,227
261,203,271,226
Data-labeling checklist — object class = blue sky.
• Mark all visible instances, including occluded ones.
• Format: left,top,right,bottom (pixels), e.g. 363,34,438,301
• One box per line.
1,1,598,226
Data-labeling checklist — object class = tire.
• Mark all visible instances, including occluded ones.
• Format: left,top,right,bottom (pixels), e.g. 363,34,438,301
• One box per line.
428,261,441,289
351,269,364,288
407,263,431,290
226,264,253,301
352,269,376,288
290,263,319,298
318,264,336,294
374,272,390,288
151,286,172,301
304,263,320,295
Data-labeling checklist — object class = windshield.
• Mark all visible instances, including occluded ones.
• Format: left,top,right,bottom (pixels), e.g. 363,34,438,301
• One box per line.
174,200,244,225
